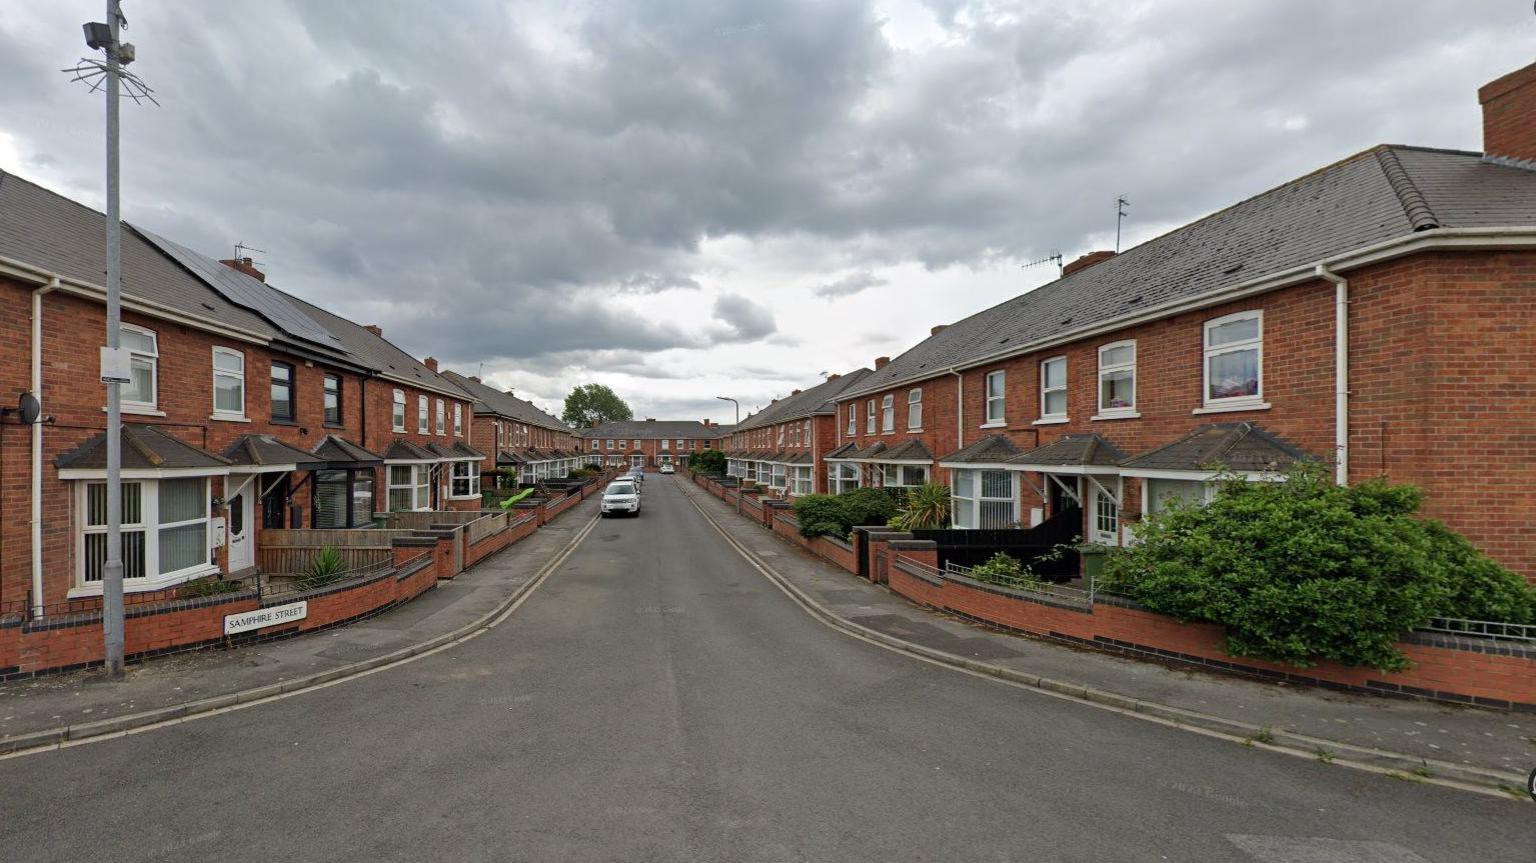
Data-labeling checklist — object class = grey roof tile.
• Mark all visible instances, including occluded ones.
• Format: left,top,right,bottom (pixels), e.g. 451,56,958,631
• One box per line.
439,371,569,432
383,439,437,461
1008,434,1128,469
1119,422,1313,473
865,439,935,463
56,424,231,471
734,369,873,432
223,434,325,468
938,434,1021,465
311,435,383,466
577,420,726,439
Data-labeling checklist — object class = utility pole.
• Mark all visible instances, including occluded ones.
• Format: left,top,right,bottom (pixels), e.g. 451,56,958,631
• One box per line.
1115,196,1130,253
68,1,156,677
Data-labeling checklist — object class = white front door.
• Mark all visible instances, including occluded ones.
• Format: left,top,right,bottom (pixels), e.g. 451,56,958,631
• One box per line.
228,482,256,571
1088,483,1119,546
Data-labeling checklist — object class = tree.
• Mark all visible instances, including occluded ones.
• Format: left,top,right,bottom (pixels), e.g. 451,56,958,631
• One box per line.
561,384,633,428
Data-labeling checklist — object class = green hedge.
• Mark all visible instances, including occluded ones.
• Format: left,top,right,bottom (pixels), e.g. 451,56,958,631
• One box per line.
1101,466,1536,670
791,488,899,539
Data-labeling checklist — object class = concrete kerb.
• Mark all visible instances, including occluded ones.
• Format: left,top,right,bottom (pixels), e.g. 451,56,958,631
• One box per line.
676,483,1530,803
0,512,602,760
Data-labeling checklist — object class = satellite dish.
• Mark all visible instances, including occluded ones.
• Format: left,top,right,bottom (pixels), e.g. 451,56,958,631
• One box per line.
17,392,41,425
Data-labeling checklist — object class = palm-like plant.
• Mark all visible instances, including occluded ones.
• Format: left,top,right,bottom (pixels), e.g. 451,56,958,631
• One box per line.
890,482,952,531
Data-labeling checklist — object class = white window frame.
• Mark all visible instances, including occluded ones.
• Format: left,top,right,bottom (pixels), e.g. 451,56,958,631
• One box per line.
1038,356,1068,423
950,468,1016,529
74,476,216,594
661,438,670,451
453,403,463,437
418,395,429,434
120,324,159,412
882,464,929,488
211,347,245,419
907,388,922,430
770,463,787,490
388,464,432,511
393,389,406,432
618,439,627,450
866,400,876,434
881,394,895,433
436,399,446,436
1090,484,1120,545
449,461,481,499
1095,340,1138,419
606,439,615,450
983,370,1006,426
591,440,601,452
1202,310,1265,410
847,403,857,436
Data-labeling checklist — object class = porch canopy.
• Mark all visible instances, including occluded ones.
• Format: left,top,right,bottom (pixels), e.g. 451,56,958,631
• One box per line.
821,442,858,461
310,434,384,469
56,423,232,479
223,434,326,474
1117,422,1311,481
383,439,436,465
936,434,1021,470
1006,432,1128,512
426,440,486,463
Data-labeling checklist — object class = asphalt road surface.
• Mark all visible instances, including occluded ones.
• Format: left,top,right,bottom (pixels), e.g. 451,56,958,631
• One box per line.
1,476,1531,862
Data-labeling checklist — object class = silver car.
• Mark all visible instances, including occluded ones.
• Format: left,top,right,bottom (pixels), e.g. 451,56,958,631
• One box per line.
601,481,642,517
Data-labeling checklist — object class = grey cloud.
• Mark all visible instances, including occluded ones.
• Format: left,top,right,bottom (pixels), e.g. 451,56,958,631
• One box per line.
811,269,887,298
710,293,776,342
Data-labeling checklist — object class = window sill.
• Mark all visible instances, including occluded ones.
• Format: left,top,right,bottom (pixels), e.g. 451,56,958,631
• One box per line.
1091,411,1141,421
105,406,166,417
269,418,298,427
69,564,219,599
323,422,345,430
1192,401,1271,415
210,414,251,423
979,422,1007,429
1032,417,1069,426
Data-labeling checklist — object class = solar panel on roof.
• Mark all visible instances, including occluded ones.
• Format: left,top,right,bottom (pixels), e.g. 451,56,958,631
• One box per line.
134,227,346,350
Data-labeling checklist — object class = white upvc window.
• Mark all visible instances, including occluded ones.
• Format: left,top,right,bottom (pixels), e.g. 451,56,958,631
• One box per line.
619,439,627,450
120,324,159,411
907,389,922,429
790,466,814,496
1039,356,1068,420
388,464,431,511
1144,478,1214,516
847,404,857,435
591,440,600,451
951,469,1016,529
771,463,787,489
866,400,876,434
453,404,463,437
633,439,641,449
691,440,698,450
393,389,406,431
882,464,929,488
417,395,429,434
1090,486,1120,545
881,394,895,432
983,370,1007,426
606,439,614,450
211,347,245,418
436,399,446,436
76,476,215,592
1203,310,1263,407
661,438,670,451
1096,340,1137,417
450,461,481,498
776,426,785,447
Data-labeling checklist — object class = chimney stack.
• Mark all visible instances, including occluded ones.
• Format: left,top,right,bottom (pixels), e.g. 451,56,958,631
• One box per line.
791,389,801,396
827,372,840,380
1063,251,1116,277
1480,60,1536,166
645,417,656,422
423,356,439,372
364,324,383,337
874,356,891,370
218,257,266,282
930,324,948,336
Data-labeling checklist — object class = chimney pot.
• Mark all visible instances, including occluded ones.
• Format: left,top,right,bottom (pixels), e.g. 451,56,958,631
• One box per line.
1480,60,1536,164
218,257,266,283
364,324,383,337
423,356,438,372
930,324,948,336
874,356,891,370
1063,251,1116,277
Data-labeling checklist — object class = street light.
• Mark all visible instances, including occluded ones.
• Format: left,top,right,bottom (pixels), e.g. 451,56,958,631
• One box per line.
715,396,741,513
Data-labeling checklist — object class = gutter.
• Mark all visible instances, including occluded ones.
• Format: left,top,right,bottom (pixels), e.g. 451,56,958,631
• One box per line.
834,227,1536,401
31,278,59,618
1315,264,1350,485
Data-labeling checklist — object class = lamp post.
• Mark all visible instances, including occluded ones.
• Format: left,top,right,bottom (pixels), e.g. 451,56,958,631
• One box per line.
715,396,741,514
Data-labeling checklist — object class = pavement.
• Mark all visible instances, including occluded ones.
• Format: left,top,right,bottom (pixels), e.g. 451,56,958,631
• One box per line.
0,475,1530,863
675,478,1536,788
0,499,597,749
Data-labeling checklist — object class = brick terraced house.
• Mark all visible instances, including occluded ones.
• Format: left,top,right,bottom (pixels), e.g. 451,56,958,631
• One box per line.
439,370,586,483
827,62,1536,580
0,171,478,616
577,419,726,470
722,369,871,497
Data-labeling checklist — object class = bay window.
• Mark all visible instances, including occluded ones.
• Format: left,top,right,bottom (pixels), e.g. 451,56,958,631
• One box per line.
212,348,245,418
1145,478,1212,515
951,469,1016,529
1204,311,1263,407
1040,356,1067,420
450,461,481,498
313,469,374,528
77,476,216,591
984,370,1006,425
120,325,158,411
1096,341,1137,416
771,463,787,490
828,462,861,494
388,464,432,511
881,464,929,488
791,465,814,496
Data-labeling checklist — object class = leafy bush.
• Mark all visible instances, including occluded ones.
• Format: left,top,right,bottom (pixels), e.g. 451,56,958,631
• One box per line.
792,494,848,538
967,552,1043,589
889,483,951,531
299,546,348,589
1101,465,1536,670
838,487,899,530
179,576,243,598
689,449,726,475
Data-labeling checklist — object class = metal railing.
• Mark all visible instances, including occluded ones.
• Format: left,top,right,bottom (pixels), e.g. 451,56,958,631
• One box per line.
943,560,1096,607
1420,616,1534,643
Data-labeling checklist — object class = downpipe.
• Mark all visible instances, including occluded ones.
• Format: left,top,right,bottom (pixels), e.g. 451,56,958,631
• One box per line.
31,279,58,618
1315,263,1349,485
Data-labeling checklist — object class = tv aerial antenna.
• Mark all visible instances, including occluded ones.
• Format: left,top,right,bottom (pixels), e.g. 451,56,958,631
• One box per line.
62,6,158,106
233,241,266,267
1116,196,1130,252
1022,252,1063,279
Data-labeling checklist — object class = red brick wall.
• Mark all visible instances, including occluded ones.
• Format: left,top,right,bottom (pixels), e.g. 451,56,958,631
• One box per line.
1479,60,1536,163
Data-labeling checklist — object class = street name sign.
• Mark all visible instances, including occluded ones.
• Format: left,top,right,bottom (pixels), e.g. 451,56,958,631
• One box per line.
224,600,307,635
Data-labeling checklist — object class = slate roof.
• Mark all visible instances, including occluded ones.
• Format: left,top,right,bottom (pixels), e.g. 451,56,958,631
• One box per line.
0,172,276,337
56,424,231,472
383,439,437,462
311,435,383,466
846,442,887,461
426,441,486,461
275,293,465,398
577,420,726,439
733,369,874,432
1118,423,1313,474
864,439,935,463
497,450,526,465
438,371,569,432
938,434,1022,466
223,434,325,468
1008,434,1128,470
823,443,859,459
844,145,1536,399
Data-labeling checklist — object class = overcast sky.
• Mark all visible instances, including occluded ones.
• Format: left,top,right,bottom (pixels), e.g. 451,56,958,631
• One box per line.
2,2,1531,423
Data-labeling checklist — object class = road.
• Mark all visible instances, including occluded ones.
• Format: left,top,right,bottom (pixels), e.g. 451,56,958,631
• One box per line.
0,476,1530,862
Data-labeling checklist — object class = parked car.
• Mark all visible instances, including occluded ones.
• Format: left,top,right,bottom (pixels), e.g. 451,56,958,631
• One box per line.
659,463,675,474
626,470,645,486
601,481,642,517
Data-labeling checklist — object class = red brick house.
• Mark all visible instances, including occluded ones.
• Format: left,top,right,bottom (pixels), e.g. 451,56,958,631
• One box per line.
439,370,585,483
831,62,1536,580
723,368,871,497
0,171,477,616
577,420,725,470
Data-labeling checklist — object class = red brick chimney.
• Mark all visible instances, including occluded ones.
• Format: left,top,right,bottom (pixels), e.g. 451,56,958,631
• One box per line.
1063,251,1116,277
468,376,481,384
364,324,383,337
1480,60,1536,164
218,257,266,282
423,356,438,372
930,324,948,336
827,372,840,380
874,356,890,370
791,389,802,396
